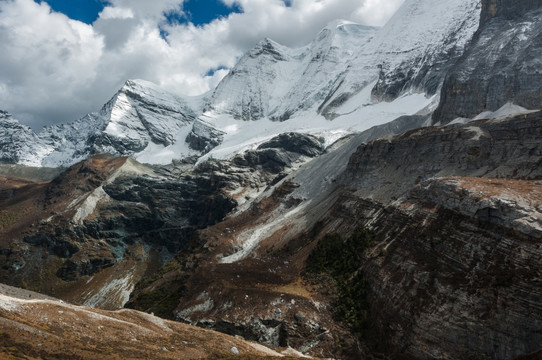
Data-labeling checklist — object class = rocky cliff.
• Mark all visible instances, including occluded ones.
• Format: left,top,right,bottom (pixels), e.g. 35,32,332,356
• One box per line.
334,112,542,358
434,0,542,123
123,111,542,359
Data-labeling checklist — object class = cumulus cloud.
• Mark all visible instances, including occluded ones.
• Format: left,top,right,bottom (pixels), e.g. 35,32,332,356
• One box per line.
0,0,404,129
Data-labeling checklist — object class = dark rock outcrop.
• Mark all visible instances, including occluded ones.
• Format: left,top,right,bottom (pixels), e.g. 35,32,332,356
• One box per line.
233,132,324,173
186,120,226,153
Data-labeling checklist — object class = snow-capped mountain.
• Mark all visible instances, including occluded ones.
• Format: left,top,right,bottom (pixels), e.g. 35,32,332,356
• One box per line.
207,22,378,122
1,0,481,167
367,0,481,101
183,0,481,164
0,80,200,167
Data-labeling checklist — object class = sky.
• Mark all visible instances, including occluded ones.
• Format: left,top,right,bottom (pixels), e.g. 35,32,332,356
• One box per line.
0,0,405,129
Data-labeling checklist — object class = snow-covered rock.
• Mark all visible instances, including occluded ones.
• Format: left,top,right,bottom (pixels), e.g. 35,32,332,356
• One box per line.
0,111,51,166
1,80,200,167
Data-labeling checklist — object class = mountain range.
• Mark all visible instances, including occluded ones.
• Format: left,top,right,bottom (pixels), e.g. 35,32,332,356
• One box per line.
1,0,542,359
1,0,481,167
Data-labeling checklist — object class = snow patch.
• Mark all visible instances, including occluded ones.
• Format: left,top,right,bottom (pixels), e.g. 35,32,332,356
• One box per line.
72,186,110,223
220,204,306,263
134,125,197,165
177,298,214,319
0,294,20,311
465,126,488,141
474,102,539,121
84,272,135,309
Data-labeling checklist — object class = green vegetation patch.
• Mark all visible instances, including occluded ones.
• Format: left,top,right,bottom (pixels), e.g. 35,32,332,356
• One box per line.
305,226,374,338
131,281,187,320
0,209,22,231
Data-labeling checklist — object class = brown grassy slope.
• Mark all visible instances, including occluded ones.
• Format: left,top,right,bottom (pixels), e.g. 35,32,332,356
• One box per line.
0,285,307,359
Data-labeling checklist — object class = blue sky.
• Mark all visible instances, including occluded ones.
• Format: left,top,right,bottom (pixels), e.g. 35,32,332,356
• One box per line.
39,0,244,26
38,0,105,23
1,0,405,128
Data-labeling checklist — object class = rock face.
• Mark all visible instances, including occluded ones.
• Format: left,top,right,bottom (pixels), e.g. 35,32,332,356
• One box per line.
480,0,542,23
314,111,542,359
233,133,324,173
0,154,236,309
434,1,542,123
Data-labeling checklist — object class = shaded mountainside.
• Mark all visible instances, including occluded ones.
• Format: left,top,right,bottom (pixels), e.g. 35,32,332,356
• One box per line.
434,0,542,123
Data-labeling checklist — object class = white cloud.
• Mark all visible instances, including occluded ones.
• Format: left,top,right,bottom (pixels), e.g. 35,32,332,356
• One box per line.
0,0,104,127
98,7,134,20
0,0,404,129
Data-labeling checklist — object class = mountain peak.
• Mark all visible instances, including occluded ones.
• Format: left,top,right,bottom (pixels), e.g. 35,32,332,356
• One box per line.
248,37,288,60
